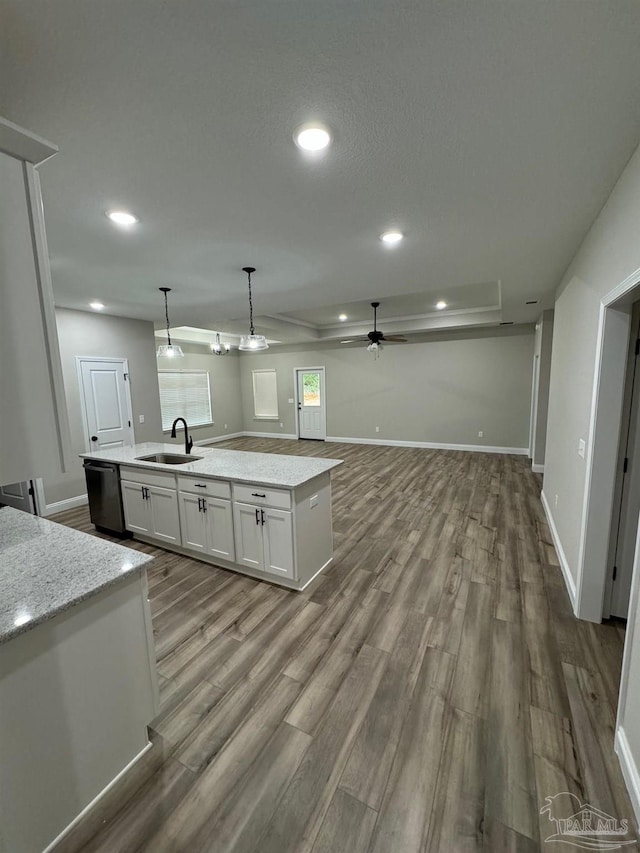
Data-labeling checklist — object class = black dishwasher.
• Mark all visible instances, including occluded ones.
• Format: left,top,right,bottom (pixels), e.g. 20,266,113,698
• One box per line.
83,460,131,537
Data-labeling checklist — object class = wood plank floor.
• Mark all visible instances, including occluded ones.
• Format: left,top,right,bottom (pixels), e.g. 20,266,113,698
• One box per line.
50,438,635,852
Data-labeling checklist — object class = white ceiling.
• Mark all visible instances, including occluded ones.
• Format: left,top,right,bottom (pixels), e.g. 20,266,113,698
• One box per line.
3,1,640,343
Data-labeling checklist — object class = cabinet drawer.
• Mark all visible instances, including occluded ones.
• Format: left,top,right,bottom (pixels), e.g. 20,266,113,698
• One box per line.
177,476,231,499
233,483,291,510
120,466,177,490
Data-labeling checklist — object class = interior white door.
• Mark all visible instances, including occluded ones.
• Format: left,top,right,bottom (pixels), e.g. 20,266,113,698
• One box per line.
297,369,326,440
78,358,134,452
0,481,35,513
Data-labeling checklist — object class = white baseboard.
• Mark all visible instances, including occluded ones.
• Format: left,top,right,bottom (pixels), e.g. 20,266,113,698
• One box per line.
195,432,245,446
615,727,640,830
540,489,577,611
325,435,529,455
532,463,545,473
43,494,88,517
42,741,153,853
243,431,298,440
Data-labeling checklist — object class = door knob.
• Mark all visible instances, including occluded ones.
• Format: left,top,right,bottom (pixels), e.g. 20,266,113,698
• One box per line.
91,435,98,441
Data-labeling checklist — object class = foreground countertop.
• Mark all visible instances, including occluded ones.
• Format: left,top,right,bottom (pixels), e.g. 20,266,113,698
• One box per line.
0,506,153,645
81,442,343,488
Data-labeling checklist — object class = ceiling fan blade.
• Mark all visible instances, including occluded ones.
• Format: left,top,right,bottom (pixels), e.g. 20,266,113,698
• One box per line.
382,335,408,342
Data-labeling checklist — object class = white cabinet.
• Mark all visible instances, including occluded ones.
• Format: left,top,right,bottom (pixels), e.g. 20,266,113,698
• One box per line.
234,500,294,580
178,490,235,561
113,461,335,590
121,472,180,545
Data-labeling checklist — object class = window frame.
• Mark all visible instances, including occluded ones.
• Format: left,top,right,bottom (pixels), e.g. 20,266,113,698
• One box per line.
252,368,279,420
158,369,213,432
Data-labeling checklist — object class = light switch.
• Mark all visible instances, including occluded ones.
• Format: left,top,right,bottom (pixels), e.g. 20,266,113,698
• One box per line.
138,415,145,424
578,438,586,458
288,398,294,404
309,494,318,508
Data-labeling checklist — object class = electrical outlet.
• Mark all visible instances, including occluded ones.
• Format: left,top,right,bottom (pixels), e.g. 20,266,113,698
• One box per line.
375,426,380,433
478,430,483,438
138,414,145,424
280,422,283,428
554,494,559,508
224,424,228,429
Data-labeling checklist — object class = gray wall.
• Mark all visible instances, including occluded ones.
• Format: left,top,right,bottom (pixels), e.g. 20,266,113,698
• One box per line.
44,308,164,504
239,326,535,449
543,139,640,791
156,344,243,442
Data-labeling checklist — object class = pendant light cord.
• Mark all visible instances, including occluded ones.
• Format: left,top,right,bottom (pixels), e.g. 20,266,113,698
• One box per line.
164,289,172,346
247,269,255,336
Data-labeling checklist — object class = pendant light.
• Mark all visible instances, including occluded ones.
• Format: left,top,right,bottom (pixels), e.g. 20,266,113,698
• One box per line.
211,332,231,355
156,287,184,358
238,267,268,351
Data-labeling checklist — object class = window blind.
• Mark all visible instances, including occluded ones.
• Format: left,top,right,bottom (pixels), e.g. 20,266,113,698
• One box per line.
252,369,278,418
158,371,212,430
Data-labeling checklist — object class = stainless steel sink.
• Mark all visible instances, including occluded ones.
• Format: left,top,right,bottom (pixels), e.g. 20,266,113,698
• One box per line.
135,453,202,465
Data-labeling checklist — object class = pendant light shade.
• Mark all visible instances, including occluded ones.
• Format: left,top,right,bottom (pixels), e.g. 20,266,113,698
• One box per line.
238,267,268,351
156,287,184,358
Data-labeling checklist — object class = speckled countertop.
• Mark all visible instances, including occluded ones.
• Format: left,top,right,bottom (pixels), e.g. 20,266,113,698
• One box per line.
0,506,153,645
81,443,343,488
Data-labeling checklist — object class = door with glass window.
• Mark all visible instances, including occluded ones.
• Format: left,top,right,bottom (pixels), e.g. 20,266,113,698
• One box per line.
296,368,326,440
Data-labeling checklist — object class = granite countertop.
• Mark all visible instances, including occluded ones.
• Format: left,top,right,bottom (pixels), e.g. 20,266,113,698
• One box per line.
0,506,153,645
81,443,343,488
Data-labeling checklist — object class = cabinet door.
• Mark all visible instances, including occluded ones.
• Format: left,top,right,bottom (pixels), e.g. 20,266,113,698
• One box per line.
204,498,235,562
148,485,181,544
233,502,264,572
122,481,151,534
178,491,207,552
263,508,295,579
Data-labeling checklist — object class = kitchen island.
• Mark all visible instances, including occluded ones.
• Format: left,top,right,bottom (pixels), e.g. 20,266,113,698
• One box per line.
0,507,157,853
81,442,343,591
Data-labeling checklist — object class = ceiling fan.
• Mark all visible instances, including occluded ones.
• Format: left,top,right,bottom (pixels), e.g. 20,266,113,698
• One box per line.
342,302,407,353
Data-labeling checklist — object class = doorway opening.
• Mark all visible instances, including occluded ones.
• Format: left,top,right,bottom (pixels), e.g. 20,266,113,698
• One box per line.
295,367,326,441
577,274,640,623
605,303,640,620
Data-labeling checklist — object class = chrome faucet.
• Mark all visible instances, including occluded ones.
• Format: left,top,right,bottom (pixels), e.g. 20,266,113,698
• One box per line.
171,417,193,455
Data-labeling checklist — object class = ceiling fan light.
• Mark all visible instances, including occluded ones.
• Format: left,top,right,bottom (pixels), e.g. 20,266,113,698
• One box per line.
239,334,269,351
157,344,184,358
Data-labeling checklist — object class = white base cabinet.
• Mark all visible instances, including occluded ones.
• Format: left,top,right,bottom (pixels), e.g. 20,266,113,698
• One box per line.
178,491,235,561
121,478,180,545
118,464,334,590
234,502,294,579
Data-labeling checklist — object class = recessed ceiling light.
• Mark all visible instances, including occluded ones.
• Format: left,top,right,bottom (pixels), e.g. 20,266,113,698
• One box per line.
295,125,331,152
380,230,403,246
90,301,105,311
339,313,347,321
436,301,447,310
106,209,138,227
